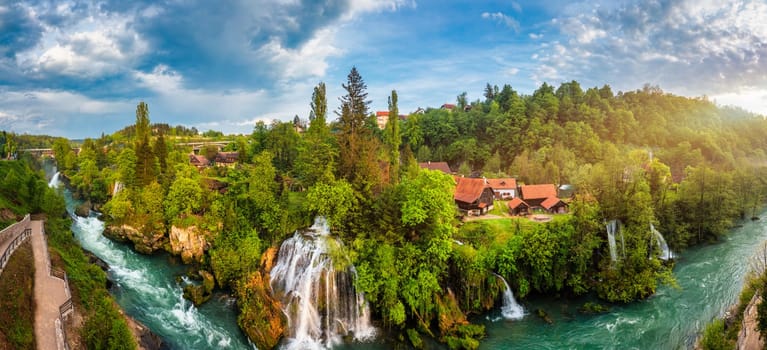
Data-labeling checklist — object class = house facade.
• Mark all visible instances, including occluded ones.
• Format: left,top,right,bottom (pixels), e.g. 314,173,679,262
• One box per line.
486,178,517,199
454,177,495,216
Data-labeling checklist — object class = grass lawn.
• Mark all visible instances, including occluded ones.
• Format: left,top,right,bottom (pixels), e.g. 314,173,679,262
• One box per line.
0,240,36,350
456,213,572,247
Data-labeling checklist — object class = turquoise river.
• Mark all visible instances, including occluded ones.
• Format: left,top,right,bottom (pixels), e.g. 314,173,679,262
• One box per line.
60,176,767,349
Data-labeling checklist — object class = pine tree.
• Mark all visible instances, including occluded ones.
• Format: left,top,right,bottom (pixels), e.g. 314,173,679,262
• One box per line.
153,130,168,185
384,90,401,184
336,67,380,192
134,102,156,187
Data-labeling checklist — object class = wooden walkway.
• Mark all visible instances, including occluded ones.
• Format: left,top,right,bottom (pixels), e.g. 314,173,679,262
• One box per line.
0,217,73,350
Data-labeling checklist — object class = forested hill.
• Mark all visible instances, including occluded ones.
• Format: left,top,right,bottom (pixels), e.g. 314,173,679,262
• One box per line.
406,83,766,185
26,72,767,349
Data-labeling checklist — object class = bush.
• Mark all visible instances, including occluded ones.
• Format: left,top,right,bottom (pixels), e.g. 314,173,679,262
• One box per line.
700,319,732,350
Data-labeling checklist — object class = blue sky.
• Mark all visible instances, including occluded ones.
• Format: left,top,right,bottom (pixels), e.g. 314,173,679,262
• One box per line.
1,0,766,138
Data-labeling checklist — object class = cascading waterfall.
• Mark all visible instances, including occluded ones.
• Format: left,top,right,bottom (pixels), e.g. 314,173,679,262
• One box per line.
650,223,674,260
270,217,375,350
48,171,61,188
493,273,524,320
606,219,620,263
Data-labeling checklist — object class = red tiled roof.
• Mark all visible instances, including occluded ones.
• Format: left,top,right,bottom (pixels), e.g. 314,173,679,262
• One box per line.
520,184,557,200
540,197,565,210
486,178,517,189
419,162,452,174
454,177,488,203
441,103,456,109
189,154,209,166
507,197,529,209
376,111,389,117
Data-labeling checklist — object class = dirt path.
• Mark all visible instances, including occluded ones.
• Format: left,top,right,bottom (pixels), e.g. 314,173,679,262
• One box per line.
30,220,71,350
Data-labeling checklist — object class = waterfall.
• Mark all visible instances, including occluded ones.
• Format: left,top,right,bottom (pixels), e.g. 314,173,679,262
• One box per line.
270,217,375,349
606,219,619,263
113,181,123,196
650,223,674,260
48,171,61,188
493,273,524,320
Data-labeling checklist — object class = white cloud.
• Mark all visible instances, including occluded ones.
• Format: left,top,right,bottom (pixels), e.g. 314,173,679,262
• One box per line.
712,88,767,116
481,12,520,31
256,27,342,81
533,0,767,101
529,33,543,40
15,3,148,79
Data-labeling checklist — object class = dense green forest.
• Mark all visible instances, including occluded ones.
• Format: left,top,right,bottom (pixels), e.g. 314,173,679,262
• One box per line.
24,67,767,349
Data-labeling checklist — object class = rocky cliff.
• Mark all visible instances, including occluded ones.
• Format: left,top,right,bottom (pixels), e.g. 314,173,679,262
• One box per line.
169,225,209,264
236,247,286,349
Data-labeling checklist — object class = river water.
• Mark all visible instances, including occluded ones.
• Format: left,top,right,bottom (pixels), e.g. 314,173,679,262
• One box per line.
480,213,767,350
56,166,767,349
59,185,255,349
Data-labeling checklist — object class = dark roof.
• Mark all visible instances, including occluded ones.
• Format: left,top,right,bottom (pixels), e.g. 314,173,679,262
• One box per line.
215,152,238,163
520,184,558,200
454,177,489,203
541,197,566,210
486,178,517,189
419,161,451,174
507,197,529,209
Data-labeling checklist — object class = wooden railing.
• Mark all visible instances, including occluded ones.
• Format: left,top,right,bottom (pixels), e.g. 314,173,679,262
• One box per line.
0,215,32,276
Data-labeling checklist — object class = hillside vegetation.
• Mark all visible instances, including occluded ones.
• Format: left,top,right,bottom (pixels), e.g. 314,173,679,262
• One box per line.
40,69,767,349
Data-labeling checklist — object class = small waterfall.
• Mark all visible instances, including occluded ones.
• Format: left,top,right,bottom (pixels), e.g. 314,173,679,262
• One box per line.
606,219,619,263
112,181,123,196
48,171,61,188
270,217,375,349
493,273,524,320
650,224,674,260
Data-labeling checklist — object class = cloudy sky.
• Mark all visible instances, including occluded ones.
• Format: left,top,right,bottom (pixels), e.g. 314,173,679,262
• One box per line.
0,0,765,138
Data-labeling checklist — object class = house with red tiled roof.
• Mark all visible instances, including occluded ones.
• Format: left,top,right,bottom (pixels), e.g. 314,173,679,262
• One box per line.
441,103,456,110
519,184,568,213
486,178,517,199
376,111,389,130
454,177,495,216
507,197,530,216
189,153,209,169
419,161,452,174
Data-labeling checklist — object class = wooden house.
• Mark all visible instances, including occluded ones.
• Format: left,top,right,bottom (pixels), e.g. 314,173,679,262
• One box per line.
454,177,495,216
519,184,568,214
507,197,530,216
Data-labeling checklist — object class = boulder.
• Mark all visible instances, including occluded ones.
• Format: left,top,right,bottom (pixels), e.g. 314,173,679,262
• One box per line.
75,200,91,217
169,225,209,264
104,224,166,254
183,270,215,306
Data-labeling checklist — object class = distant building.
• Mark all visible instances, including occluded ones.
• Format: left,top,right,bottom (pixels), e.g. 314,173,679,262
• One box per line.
214,152,239,167
441,103,456,111
376,111,389,129
418,161,452,174
189,154,210,169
